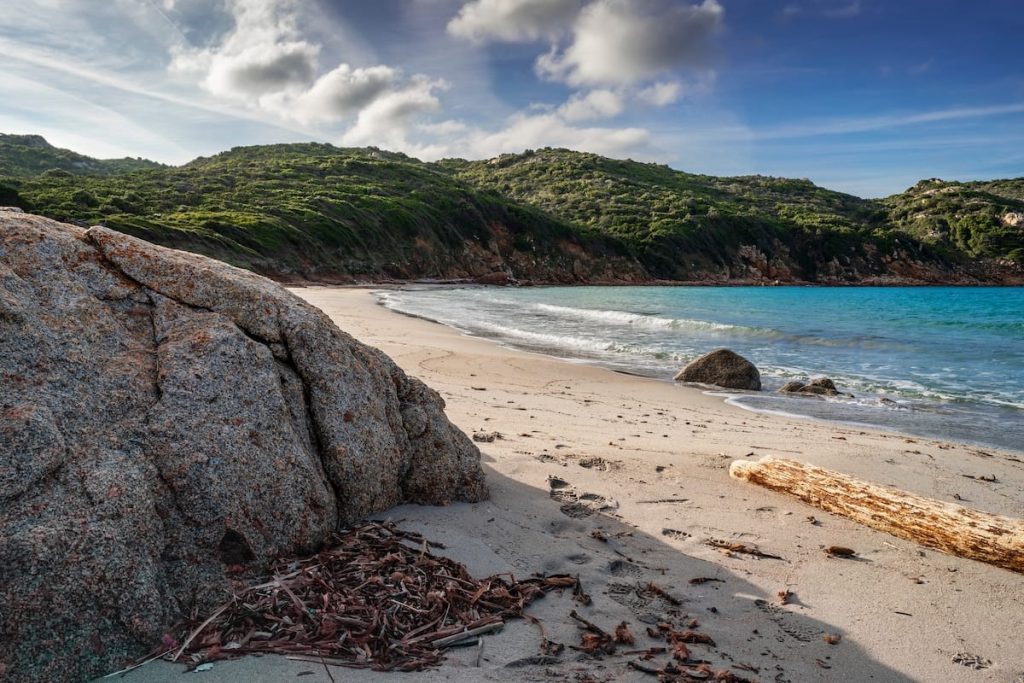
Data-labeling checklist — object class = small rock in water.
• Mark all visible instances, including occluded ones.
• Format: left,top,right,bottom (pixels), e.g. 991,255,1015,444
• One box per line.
779,377,853,398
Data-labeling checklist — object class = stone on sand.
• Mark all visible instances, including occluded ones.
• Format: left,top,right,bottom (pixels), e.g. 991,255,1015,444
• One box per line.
674,349,761,391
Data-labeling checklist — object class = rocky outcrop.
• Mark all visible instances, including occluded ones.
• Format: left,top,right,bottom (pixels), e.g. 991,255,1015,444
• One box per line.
0,213,487,683
674,349,761,391
779,377,853,398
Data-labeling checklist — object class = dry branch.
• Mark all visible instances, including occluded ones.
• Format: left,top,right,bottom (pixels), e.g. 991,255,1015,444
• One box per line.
730,457,1024,573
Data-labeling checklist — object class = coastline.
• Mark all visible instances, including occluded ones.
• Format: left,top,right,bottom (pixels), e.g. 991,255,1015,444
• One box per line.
103,286,1024,683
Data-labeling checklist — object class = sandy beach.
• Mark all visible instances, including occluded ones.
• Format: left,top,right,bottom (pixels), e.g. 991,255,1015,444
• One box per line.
106,287,1024,683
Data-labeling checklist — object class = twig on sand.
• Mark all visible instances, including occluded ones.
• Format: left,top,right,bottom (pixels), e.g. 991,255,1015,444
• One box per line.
706,539,783,560
637,498,689,504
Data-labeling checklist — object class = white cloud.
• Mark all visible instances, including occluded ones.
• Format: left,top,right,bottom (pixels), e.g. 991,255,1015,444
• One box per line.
170,0,442,134
536,0,723,87
284,65,398,124
557,89,623,121
170,0,319,102
340,76,447,148
447,0,582,43
638,81,682,106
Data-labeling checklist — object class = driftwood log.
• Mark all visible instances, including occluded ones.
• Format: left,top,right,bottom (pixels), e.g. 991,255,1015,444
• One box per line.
730,457,1024,573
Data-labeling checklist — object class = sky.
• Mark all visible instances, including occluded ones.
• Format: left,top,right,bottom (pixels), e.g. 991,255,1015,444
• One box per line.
1,0,1022,197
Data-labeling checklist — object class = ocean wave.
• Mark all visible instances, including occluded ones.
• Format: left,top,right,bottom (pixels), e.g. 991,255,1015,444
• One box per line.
469,321,690,363
531,303,744,333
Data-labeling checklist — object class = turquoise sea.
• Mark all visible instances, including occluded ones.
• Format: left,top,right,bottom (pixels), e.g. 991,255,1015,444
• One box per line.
378,286,1024,454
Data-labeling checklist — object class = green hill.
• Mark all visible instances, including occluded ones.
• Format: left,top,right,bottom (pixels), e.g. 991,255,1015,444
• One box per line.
885,177,1024,263
1,137,1021,283
0,134,163,178
443,149,1024,280
1,142,640,282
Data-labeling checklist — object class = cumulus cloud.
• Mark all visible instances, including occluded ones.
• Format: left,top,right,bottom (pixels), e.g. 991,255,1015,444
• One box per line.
170,0,442,130
558,89,624,121
536,0,724,87
638,81,682,106
341,76,446,147
170,0,319,101
447,0,582,43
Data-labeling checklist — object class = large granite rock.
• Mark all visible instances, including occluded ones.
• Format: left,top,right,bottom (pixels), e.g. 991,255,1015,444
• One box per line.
0,213,487,683
674,349,761,391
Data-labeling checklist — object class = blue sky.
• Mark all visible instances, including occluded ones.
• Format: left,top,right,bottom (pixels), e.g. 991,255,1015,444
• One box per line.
1,0,1021,197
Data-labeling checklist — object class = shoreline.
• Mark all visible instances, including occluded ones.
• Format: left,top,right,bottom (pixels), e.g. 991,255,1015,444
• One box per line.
373,284,1024,456
283,277,1024,288
102,286,1024,683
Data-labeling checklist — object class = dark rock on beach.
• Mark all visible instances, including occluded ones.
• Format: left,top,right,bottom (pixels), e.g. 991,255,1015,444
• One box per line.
0,212,487,683
779,377,853,398
674,349,761,391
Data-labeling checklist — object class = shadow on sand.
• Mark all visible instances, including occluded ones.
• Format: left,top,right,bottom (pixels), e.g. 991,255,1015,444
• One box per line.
102,450,912,683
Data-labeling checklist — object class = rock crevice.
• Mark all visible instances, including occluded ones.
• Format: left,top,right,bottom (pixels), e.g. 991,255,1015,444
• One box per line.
0,213,487,683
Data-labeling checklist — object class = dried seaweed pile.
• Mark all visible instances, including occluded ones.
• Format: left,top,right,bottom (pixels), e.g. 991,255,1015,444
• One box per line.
167,522,565,671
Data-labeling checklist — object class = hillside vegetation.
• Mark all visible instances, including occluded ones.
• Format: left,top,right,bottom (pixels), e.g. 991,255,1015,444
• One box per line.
0,134,163,178
442,149,1023,280
1,141,640,282
1,136,1021,283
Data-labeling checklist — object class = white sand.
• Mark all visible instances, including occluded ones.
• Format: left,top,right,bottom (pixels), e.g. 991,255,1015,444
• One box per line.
105,287,1024,683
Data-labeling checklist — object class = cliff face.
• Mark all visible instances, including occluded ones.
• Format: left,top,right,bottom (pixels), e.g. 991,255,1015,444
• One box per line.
0,210,486,683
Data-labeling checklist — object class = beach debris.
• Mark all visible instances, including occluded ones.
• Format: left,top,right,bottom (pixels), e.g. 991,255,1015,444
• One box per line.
806,515,820,525
824,545,857,558
568,610,616,655
159,522,572,672
961,473,998,483
614,622,636,645
646,582,684,606
192,663,214,673
706,539,783,560
472,431,503,442
688,577,724,586
638,498,690,504
662,528,692,540
952,652,992,670
777,589,793,604
822,633,842,645
731,456,1024,573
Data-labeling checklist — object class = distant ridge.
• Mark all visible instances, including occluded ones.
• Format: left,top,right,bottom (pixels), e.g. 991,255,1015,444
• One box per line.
0,133,164,178
0,137,1021,284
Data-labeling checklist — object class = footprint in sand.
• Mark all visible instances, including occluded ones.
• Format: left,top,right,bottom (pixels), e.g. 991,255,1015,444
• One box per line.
548,478,617,518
